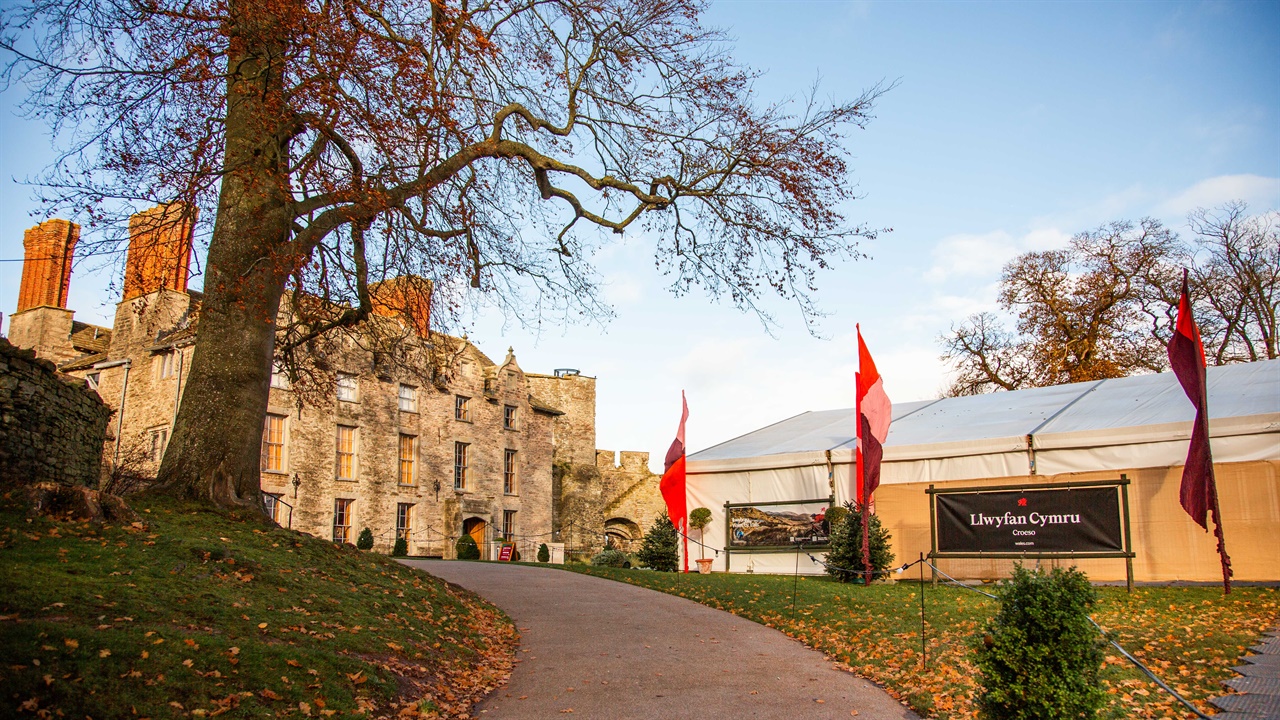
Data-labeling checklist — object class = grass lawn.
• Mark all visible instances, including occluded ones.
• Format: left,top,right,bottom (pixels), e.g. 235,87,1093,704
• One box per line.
564,564,1278,719
0,491,516,719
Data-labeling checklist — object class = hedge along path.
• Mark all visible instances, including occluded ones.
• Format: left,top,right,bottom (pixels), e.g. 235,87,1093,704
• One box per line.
401,560,919,720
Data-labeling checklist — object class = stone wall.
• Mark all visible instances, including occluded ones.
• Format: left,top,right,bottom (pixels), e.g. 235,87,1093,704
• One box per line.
0,337,110,487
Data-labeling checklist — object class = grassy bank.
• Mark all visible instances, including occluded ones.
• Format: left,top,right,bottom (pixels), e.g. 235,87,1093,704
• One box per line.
0,491,515,719
566,565,1277,719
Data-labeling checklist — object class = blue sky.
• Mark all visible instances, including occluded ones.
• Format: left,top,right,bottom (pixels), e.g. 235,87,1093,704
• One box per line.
2,1,1277,469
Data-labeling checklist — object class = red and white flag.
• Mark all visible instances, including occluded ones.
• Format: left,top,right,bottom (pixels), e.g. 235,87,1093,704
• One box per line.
856,326,892,503
659,391,690,573
1167,271,1232,592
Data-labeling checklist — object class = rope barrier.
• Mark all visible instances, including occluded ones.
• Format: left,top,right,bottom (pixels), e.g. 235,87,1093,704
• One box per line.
921,560,1211,719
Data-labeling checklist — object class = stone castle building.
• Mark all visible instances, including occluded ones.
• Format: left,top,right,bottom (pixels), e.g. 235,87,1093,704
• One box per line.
6,207,664,560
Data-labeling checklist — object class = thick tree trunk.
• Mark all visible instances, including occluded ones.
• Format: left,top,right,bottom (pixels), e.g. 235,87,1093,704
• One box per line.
153,8,296,512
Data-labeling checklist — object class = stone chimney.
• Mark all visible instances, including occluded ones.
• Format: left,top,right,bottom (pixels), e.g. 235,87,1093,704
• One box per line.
369,275,432,338
122,203,195,301
16,219,79,312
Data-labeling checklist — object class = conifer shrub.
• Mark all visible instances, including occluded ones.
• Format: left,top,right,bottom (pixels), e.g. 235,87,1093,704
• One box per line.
356,527,375,550
455,534,481,560
636,513,679,572
824,501,894,582
591,548,630,568
976,565,1105,720
537,543,550,563
392,537,408,557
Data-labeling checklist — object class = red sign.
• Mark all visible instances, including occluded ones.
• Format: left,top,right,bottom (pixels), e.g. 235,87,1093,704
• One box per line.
498,544,514,562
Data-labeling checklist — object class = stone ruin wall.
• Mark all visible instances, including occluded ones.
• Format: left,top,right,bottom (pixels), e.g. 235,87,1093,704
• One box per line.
0,337,111,488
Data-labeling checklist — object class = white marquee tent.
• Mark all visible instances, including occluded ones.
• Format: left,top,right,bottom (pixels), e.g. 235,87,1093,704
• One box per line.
686,359,1279,579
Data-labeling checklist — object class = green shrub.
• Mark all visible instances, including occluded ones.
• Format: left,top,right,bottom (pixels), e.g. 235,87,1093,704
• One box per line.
976,565,1105,720
392,537,408,557
591,548,630,568
636,513,679,572
454,534,480,560
537,543,550,563
356,528,375,550
824,501,894,582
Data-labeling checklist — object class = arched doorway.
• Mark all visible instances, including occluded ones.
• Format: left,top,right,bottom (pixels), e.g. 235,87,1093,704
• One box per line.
463,517,486,552
604,517,642,552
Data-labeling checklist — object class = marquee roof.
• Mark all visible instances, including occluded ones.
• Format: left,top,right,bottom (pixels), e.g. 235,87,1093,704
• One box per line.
689,359,1280,465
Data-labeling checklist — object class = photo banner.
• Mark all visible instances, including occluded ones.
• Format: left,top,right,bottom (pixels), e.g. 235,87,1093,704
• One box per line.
935,486,1124,554
728,501,830,549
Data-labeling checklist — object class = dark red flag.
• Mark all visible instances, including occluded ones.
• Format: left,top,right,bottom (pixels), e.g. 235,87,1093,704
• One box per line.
1166,271,1232,592
659,392,690,572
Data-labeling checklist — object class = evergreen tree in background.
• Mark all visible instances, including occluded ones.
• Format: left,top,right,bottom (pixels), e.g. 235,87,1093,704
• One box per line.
825,502,894,582
637,513,679,572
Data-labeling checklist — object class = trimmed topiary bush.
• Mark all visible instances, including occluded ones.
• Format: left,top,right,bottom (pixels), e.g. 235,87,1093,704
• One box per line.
537,543,550,563
976,565,1105,720
824,501,894,582
392,537,408,557
591,548,630,568
454,534,480,560
356,527,375,550
636,513,679,572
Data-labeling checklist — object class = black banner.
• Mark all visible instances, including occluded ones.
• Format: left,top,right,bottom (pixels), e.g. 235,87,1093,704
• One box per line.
935,486,1123,554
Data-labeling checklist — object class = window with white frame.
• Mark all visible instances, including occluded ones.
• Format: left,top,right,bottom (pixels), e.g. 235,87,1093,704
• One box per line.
270,362,290,389
398,384,418,412
333,499,353,544
156,350,177,379
396,503,413,541
336,372,359,402
85,372,101,392
263,493,283,523
148,426,169,462
261,414,287,473
398,434,417,486
335,425,357,480
454,441,469,490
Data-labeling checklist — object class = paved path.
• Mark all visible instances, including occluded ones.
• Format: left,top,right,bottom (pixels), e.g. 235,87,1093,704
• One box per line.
1212,626,1280,719
401,560,918,719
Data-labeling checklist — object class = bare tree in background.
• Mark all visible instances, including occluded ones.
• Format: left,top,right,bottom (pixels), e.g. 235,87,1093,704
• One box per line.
1188,202,1279,364
942,204,1278,396
2,0,888,510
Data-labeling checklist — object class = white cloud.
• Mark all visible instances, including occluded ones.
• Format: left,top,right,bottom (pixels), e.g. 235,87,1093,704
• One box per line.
1156,174,1280,218
923,228,1070,285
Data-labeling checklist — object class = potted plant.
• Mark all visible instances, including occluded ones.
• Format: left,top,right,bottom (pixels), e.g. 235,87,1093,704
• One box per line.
689,507,714,574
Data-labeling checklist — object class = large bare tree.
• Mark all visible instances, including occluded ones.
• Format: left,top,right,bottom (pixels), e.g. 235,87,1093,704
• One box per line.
3,0,887,509
941,205,1278,396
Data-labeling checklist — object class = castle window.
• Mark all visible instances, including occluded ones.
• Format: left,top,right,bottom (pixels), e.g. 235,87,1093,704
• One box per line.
398,384,418,413
332,499,353,544
261,414,287,473
396,503,414,541
336,372,359,402
502,510,516,540
335,425,357,480
270,362,290,389
148,426,169,462
86,372,101,392
398,434,417,486
454,441,469,490
503,405,517,430
156,350,177,379
263,493,283,523
455,395,471,421
504,449,517,495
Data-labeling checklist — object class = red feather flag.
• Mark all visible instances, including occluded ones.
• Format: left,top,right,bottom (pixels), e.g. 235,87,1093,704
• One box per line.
1167,271,1232,593
659,391,690,573
856,326,891,585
